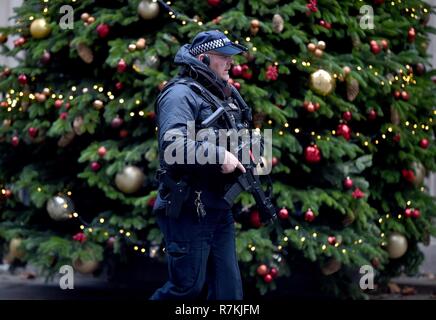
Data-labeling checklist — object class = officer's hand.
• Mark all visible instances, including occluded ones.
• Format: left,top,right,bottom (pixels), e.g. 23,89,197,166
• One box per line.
221,150,246,174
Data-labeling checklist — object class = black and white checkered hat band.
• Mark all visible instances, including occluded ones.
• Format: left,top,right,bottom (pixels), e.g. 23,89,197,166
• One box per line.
189,39,226,56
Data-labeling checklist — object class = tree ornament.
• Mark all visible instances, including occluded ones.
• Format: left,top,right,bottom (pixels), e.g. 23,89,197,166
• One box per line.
54,99,63,109
307,43,316,52
304,144,321,163
241,65,252,80
327,236,337,245
72,232,87,243
93,99,104,110
419,138,429,149
265,65,278,81
412,209,421,218
304,209,315,222
373,0,384,4
321,258,341,276
30,18,51,39
119,129,129,138
411,162,426,187
111,116,123,128
414,63,426,76
250,19,260,35
343,66,351,76
314,48,323,57
96,23,110,38
117,59,127,73
407,27,416,42
41,50,51,64
73,116,85,136
8,238,25,261
401,91,409,101
306,0,318,14
352,188,365,199
336,123,351,140
76,43,94,64
14,37,26,47
11,136,20,147
158,80,168,91
380,39,388,49
0,33,8,43
59,112,68,120
81,13,90,21
136,38,147,50
28,127,38,138
278,208,288,219
1,67,11,77
317,40,326,50
370,40,381,54
73,257,100,274
303,101,315,113
269,267,278,279
405,208,413,218
343,177,353,189
272,14,284,33
342,111,352,122
367,109,377,120
90,161,101,172
393,133,401,143
386,232,408,259
232,65,243,77
390,105,400,125
346,77,359,101
128,43,137,52
98,146,107,157
257,264,268,276
309,69,335,96
250,210,262,228
208,0,221,6
138,0,160,20
115,165,145,194
263,274,273,283
18,74,28,85
46,195,74,221
401,169,415,183
57,131,75,147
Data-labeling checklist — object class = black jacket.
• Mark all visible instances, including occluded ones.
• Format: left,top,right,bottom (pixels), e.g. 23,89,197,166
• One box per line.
155,44,251,209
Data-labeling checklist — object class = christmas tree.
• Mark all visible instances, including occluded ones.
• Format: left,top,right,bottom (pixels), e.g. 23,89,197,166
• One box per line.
0,0,435,299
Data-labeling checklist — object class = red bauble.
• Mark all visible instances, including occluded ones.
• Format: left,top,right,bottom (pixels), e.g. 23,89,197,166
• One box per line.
28,127,38,138
380,39,388,49
111,116,123,128
242,69,252,80
373,0,384,4
3,189,12,199
233,82,241,90
278,208,289,219
405,208,413,218
319,20,326,27
271,156,279,167
393,133,401,143
263,274,273,283
107,237,116,248
119,129,129,138
343,177,353,189
367,109,377,120
370,43,381,54
401,91,410,101
41,50,51,64
266,65,278,81
231,65,242,77
117,59,127,73
59,112,68,120
11,136,19,147
304,209,315,222
207,0,221,6
18,74,27,85
419,138,429,149
269,267,278,279
407,27,416,42
327,236,336,245
97,146,107,157
148,196,156,207
65,102,71,110
336,123,351,141
90,161,101,171
115,82,124,91
54,99,63,109
14,37,26,47
96,23,110,38
412,209,421,218
256,264,268,276
305,145,321,163
393,90,401,100
250,210,262,228
304,102,315,113
342,111,352,121
401,169,415,183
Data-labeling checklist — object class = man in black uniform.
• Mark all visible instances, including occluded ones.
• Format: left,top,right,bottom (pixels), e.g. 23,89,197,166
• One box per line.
150,30,251,300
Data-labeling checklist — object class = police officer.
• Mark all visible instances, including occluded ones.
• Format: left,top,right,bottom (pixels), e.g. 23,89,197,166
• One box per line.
150,30,250,300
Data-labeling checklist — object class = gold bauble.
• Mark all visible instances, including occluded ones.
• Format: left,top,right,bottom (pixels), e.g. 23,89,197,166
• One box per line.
3,119,12,128
93,99,104,110
30,18,52,39
0,33,8,44
137,0,160,20
9,238,25,261
46,195,74,221
411,161,426,187
115,165,145,194
73,258,100,274
136,38,146,50
128,43,137,52
386,232,408,259
314,48,323,57
272,14,284,33
309,69,335,96
73,115,85,136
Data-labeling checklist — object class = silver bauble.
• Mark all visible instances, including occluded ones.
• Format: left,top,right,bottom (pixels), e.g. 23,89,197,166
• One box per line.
386,232,408,259
137,0,160,20
46,195,74,221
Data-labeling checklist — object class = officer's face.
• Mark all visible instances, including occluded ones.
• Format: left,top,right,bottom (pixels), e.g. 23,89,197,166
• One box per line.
207,52,234,81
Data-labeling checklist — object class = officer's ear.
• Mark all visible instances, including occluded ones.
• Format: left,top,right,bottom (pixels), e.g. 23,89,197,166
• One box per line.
199,54,210,66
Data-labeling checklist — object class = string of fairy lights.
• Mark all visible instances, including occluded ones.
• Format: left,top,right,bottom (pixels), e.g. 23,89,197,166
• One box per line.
1,0,434,262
